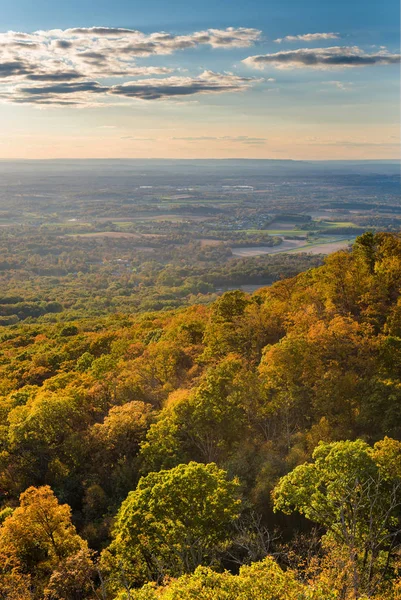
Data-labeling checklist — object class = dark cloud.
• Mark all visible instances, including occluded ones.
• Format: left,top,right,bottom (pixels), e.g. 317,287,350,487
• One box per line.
0,60,31,78
77,51,108,61
0,59,85,84
7,96,84,106
26,71,83,82
243,47,401,69
116,42,160,56
8,71,259,106
65,27,142,36
109,72,257,100
19,81,108,95
110,82,234,100
53,40,73,49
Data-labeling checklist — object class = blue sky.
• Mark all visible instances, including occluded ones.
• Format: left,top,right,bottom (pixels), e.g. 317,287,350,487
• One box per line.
0,0,399,159
2,0,399,38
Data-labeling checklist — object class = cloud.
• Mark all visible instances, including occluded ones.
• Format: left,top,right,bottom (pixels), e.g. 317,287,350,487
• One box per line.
243,46,401,69
109,71,258,100
120,134,268,145
5,71,260,106
0,60,32,78
0,27,261,76
306,138,400,147
0,26,262,106
61,27,144,36
26,70,84,82
120,136,156,140
4,81,108,107
42,26,261,50
322,80,353,90
172,135,267,145
275,32,339,43
18,81,108,95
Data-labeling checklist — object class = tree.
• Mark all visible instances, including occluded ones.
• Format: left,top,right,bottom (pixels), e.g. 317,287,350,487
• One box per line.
43,547,97,600
0,486,90,595
202,291,251,358
212,290,249,321
5,389,89,495
129,556,333,600
103,462,241,587
258,315,378,443
354,231,377,274
140,357,251,471
87,401,154,502
273,438,401,598
0,550,33,600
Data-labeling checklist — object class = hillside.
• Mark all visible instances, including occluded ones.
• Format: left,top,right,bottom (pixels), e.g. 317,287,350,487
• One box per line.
1,232,401,599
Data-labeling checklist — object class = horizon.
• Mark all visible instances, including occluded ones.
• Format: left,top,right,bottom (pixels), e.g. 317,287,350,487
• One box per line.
0,157,399,163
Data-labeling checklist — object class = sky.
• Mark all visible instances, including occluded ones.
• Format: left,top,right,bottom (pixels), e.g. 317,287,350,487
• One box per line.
0,0,399,159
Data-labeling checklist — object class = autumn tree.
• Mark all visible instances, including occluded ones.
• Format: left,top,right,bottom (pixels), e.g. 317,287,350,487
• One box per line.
88,400,154,499
0,486,92,597
0,550,33,600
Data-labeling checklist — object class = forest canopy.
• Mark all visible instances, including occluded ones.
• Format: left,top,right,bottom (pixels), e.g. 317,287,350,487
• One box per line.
1,232,401,599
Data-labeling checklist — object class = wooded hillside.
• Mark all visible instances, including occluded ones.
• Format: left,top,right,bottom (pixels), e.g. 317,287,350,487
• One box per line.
1,232,401,599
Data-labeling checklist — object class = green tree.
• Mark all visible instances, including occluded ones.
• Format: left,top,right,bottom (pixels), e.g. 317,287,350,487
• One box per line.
129,556,334,600
140,357,251,469
273,438,401,598
103,462,241,587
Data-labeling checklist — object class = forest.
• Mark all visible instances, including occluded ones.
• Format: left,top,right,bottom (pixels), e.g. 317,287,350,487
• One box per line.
1,231,401,599
0,227,323,323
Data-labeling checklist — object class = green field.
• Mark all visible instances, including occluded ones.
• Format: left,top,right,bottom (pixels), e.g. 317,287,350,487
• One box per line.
317,220,357,228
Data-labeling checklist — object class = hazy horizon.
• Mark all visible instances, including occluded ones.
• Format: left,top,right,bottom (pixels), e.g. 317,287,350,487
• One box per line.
0,158,399,163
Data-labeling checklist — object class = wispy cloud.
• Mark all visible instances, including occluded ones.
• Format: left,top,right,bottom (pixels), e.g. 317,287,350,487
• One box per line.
274,32,339,43
120,136,156,140
322,80,353,90
4,71,261,106
243,46,400,69
172,135,267,145
119,135,268,145
306,138,400,147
